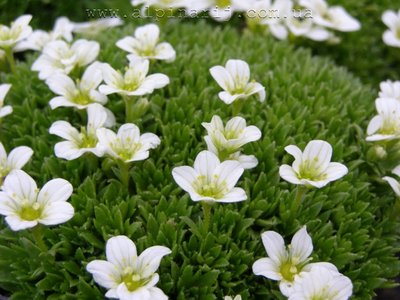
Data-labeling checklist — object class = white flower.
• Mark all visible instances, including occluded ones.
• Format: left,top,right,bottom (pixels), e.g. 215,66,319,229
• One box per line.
252,226,338,297
366,98,400,142
300,0,361,32
224,296,241,300
14,17,73,52
86,235,171,300
0,142,33,183
285,10,332,42
379,80,400,101
172,150,247,203
71,18,123,36
49,104,115,160
99,59,169,97
0,15,32,50
279,140,348,188
97,124,161,163
0,170,74,231
382,10,400,48
46,62,107,110
117,24,176,63
382,165,400,197
258,0,293,40
0,83,13,119
289,266,353,300
202,115,261,169
31,39,100,80
210,59,265,105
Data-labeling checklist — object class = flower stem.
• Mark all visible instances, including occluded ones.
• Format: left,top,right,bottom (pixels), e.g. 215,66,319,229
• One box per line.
231,100,244,116
202,202,213,232
117,160,131,188
31,225,48,251
124,96,136,123
290,185,308,218
4,47,16,74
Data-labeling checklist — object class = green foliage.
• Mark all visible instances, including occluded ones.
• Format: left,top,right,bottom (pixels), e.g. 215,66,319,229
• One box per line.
0,20,399,299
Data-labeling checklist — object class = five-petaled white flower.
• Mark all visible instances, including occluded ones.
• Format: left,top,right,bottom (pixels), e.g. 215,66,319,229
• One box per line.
382,10,400,48
14,17,73,52
0,170,74,231
382,165,400,197
252,226,338,297
71,18,123,36
49,104,115,160
0,83,13,119
279,140,348,188
46,62,107,110
32,39,100,80
379,80,400,101
172,150,247,203
300,0,360,32
210,59,265,105
202,115,261,169
97,123,161,163
286,10,332,42
0,142,33,184
0,15,32,50
99,59,169,97
289,266,353,300
366,98,400,142
117,24,176,63
86,235,171,300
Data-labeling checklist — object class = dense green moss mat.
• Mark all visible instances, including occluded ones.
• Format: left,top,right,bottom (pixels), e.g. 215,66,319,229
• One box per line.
0,21,399,299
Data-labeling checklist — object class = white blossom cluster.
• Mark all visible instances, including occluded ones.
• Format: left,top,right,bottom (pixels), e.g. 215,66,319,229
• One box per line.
131,0,361,43
0,12,357,300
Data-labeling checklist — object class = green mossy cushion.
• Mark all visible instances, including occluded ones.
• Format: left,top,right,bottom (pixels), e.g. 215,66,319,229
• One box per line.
0,20,398,300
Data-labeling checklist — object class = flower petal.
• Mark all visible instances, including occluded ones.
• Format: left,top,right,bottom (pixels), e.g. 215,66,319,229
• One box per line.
210,66,234,91
137,245,171,278
37,178,73,204
172,166,198,195
324,162,348,182
194,150,220,180
39,201,74,225
252,257,282,281
106,235,137,270
5,215,37,231
261,231,288,263
279,165,301,185
218,187,247,203
216,160,244,190
289,226,313,263
7,146,33,169
86,260,121,289
2,170,37,204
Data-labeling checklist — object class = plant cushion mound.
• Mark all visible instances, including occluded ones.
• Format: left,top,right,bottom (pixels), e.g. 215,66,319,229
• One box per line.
0,20,398,300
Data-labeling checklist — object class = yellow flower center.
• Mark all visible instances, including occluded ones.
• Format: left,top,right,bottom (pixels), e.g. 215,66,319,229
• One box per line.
121,267,150,292
113,138,142,161
216,0,231,8
19,202,42,221
72,90,92,105
79,128,98,148
194,175,228,199
298,158,328,181
280,261,299,282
